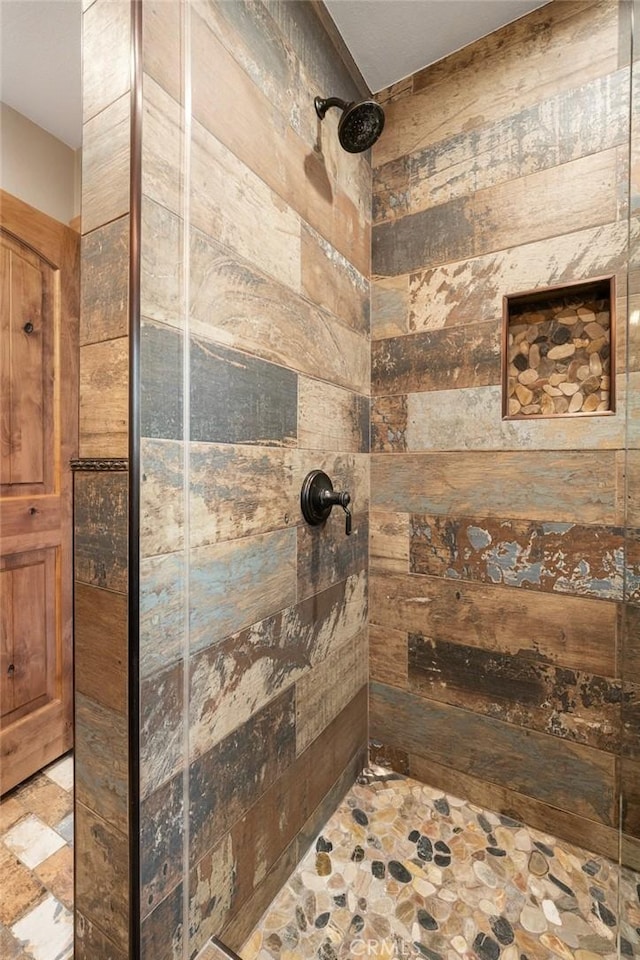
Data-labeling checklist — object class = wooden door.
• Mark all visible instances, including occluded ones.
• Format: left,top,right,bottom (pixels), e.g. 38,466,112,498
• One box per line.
0,190,78,794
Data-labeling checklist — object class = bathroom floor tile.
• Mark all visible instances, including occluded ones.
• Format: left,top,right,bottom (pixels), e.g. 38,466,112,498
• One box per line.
11,894,73,960
3,814,66,870
0,844,47,926
235,769,640,960
43,756,74,793
17,776,73,829
34,846,74,910
0,752,74,936
0,923,32,960
0,797,27,834
53,813,74,846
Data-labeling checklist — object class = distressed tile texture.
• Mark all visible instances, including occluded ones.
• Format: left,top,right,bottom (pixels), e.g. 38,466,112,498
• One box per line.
138,1,370,956
0,755,74,959
369,0,635,870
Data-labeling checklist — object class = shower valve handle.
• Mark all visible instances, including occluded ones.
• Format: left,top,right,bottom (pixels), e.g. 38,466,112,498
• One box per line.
320,488,352,536
300,470,352,536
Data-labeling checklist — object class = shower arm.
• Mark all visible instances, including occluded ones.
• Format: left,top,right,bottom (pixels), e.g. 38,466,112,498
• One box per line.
314,96,351,120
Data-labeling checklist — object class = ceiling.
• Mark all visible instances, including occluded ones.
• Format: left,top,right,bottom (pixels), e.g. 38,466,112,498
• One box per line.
324,0,548,93
0,0,548,149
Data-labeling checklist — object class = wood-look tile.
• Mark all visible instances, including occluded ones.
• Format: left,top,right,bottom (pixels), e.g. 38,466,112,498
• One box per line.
370,395,407,453
75,910,129,960
222,688,367,950
75,583,127,713
141,438,185,559
298,378,369,453
371,450,620,524
140,660,183,799
80,215,129,346
189,570,367,760
403,69,629,218
142,0,183,104
141,197,184,329
295,630,368,754
140,773,184,920
75,802,128,953
227,688,367,931
189,443,296,548
142,74,184,218
82,93,130,236
369,622,408,687
79,337,128,457
190,120,300,295
370,275,410,340
189,687,296,866
404,752,619,862
297,518,368,601
404,384,627,452
190,8,369,277
372,320,500,396
188,836,234,958
188,229,369,395
75,693,128,835
373,149,619,277
140,882,183,960
374,0,619,167
140,551,185,678
300,224,369,336
408,633,621,752
370,681,617,826
193,0,313,148
190,335,297,447
368,571,617,677
410,513,625,600
82,0,130,123
141,321,184,441
407,220,630,334
189,528,297,655
369,510,410,574
74,473,128,594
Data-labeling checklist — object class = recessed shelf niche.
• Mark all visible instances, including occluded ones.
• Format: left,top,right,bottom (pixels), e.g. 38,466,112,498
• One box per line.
503,276,615,420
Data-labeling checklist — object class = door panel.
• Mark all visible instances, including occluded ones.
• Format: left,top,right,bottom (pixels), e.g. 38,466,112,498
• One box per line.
0,191,78,794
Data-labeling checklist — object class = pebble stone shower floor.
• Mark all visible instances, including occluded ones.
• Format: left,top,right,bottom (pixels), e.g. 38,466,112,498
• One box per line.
230,770,640,960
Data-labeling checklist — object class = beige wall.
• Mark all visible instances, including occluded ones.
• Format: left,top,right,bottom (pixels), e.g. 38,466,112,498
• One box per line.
1,102,80,225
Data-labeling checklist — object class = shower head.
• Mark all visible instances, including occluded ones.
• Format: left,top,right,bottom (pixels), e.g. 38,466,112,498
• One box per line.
314,96,385,153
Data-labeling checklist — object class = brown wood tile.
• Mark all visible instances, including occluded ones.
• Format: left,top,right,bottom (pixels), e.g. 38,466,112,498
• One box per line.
34,845,74,909
74,472,128,594
370,681,617,826
371,450,621,524
369,572,617,677
0,845,46,926
410,513,625,600
14,776,73,829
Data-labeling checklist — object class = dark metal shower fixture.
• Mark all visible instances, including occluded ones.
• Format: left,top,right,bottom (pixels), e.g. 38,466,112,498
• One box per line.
314,95,385,153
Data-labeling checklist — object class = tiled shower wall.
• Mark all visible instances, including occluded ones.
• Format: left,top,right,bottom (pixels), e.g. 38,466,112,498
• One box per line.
138,2,371,956
369,0,638,862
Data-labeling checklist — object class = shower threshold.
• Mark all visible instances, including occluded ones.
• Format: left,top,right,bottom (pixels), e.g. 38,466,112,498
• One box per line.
203,770,638,960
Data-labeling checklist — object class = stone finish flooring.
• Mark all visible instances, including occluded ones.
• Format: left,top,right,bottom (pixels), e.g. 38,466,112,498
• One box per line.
240,770,640,960
0,754,73,960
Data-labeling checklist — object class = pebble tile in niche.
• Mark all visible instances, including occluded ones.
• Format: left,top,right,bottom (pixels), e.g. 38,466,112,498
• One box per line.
238,770,640,960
